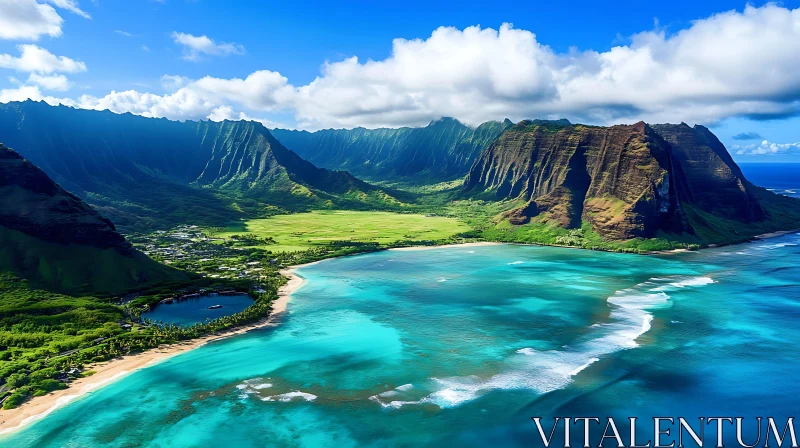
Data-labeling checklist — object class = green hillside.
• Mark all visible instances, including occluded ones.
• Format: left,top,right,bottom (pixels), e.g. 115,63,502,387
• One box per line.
0,101,404,231
272,117,512,184
0,143,188,295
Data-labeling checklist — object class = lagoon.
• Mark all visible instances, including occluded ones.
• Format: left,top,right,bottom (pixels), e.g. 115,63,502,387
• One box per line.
4,235,800,447
143,293,255,326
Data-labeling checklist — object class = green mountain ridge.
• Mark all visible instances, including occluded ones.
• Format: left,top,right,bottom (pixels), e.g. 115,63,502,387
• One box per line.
0,101,400,231
271,117,513,183
0,143,188,294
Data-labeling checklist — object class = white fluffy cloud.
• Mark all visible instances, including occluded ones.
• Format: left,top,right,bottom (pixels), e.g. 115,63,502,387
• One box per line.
46,0,90,19
0,0,63,40
0,44,87,74
289,4,800,128
171,32,246,61
0,84,74,105
7,4,800,131
75,70,292,120
27,72,70,90
206,105,284,128
734,140,800,156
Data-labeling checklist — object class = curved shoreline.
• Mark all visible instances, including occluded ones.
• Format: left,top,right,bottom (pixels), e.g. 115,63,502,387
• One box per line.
0,266,309,436
2,233,798,436
389,241,502,251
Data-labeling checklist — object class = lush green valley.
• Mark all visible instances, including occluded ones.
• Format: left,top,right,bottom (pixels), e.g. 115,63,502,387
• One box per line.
0,101,406,232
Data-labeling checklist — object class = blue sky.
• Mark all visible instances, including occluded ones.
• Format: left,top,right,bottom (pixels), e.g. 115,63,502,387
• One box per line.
1,0,799,162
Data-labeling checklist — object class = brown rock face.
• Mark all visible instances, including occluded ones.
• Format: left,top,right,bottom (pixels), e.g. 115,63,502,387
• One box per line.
463,119,763,240
650,123,765,222
0,143,132,253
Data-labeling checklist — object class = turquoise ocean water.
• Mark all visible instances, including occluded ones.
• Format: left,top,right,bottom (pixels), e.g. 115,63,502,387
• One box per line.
4,235,800,447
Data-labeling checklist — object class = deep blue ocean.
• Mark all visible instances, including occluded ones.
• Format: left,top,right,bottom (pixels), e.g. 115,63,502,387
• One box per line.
740,163,800,198
4,232,800,447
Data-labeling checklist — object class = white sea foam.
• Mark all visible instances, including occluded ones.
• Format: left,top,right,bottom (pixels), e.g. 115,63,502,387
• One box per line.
384,275,716,409
262,391,317,402
570,357,600,376
508,261,525,265
236,378,274,398
368,384,418,407
766,243,797,249
652,276,714,291
437,278,447,283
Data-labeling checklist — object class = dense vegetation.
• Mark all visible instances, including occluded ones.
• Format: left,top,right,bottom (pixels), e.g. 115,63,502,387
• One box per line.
0,267,284,410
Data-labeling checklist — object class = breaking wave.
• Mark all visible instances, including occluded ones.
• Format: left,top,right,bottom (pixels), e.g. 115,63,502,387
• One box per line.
370,275,715,409
261,391,317,402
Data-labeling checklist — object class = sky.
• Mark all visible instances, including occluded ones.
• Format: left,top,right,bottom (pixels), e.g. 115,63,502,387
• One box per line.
0,0,799,162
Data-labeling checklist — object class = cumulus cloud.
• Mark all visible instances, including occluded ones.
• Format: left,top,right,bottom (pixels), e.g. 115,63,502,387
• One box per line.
0,0,63,40
0,44,87,73
160,74,191,90
46,0,90,19
732,132,763,140
734,140,800,156
5,4,800,131
74,70,292,121
0,84,74,105
27,72,70,90
171,32,245,61
206,105,285,128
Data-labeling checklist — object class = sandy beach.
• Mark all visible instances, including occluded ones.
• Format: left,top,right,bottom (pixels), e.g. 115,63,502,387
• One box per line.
390,241,502,251
0,266,308,436
753,228,800,240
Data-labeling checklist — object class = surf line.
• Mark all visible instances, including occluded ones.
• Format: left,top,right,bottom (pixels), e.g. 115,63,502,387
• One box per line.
531,417,799,448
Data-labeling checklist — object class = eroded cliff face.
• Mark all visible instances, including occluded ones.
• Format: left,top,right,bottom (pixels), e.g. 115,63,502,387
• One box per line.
0,144,131,253
462,120,746,240
650,123,765,222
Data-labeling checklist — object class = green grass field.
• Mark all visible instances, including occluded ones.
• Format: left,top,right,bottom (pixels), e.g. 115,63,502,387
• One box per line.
213,211,472,252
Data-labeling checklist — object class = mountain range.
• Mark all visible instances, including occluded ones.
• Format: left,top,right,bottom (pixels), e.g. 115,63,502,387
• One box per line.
0,101,401,230
272,117,512,183
1,100,799,293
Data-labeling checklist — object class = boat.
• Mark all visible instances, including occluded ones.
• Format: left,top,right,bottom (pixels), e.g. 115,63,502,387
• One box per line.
207,304,223,310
